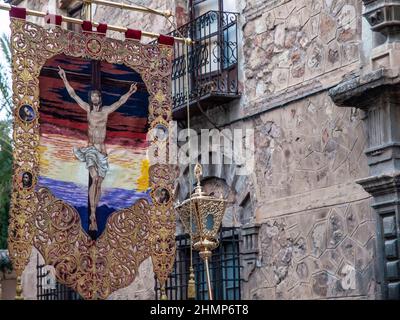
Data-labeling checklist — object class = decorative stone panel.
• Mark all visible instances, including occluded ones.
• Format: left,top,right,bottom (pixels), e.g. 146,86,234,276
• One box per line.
246,200,377,300
242,0,362,114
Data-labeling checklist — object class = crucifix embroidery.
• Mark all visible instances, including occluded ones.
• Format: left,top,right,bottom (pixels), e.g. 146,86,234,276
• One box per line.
58,63,137,233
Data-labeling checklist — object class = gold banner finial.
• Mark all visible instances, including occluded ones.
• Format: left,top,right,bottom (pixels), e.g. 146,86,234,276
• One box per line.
164,9,173,18
160,285,167,300
15,276,23,300
194,163,202,188
187,267,196,299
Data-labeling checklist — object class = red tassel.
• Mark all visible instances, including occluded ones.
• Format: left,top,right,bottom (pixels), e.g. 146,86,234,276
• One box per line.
9,6,26,20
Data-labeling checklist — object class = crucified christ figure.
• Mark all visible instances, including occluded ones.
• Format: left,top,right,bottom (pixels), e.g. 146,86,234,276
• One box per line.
58,66,138,232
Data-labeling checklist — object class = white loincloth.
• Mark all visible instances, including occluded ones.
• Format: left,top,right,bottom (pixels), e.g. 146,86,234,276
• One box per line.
73,146,109,178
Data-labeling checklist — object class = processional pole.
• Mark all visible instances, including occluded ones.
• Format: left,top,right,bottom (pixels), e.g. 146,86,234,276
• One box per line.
174,39,228,299
184,38,196,300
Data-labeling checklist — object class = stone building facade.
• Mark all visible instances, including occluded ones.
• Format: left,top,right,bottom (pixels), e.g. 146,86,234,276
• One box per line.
10,0,400,300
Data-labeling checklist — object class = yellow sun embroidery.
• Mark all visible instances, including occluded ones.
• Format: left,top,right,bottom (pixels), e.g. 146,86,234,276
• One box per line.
136,158,150,192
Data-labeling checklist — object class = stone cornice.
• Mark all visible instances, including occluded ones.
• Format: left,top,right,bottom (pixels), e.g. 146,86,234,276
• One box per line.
243,0,288,21
328,67,400,108
356,171,400,196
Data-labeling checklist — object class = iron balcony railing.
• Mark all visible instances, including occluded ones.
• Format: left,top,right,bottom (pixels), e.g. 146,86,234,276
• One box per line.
170,10,240,117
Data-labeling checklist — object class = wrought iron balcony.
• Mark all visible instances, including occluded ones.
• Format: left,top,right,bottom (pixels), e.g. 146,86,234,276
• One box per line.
170,10,240,119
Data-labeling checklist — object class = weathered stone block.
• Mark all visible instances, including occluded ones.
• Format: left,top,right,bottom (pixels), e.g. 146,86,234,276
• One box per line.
338,237,356,265
341,42,359,65
312,270,337,297
386,260,400,280
309,221,327,258
327,209,346,248
383,215,397,238
274,23,286,47
385,239,399,259
305,40,325,80
326,41,341,72
388,282,400,300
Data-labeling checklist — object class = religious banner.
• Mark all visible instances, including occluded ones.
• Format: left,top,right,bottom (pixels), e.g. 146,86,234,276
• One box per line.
8,8,177,299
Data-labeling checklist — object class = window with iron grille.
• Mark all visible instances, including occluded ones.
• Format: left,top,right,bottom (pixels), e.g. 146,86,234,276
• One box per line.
36,254,81,300
155,226,241,300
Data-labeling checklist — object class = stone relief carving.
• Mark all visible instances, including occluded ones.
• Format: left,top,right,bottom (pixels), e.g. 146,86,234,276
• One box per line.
243,0,361,101
246,200,376,299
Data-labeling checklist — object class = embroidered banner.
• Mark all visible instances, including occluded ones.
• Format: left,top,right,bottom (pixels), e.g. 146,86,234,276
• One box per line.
8,15,176,299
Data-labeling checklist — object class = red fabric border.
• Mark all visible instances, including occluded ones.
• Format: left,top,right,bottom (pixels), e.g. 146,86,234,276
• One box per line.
158,34,174,46
82,20,93,32
125,29,142,40
9,6,26,20
45,13,62,26
97,23,108,34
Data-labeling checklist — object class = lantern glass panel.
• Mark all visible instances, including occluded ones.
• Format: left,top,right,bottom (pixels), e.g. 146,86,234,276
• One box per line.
192,220,197,234
206,214,214,231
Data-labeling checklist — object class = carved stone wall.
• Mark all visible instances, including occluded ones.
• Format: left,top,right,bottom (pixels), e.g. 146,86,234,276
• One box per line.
252,92,367,203
248,90,378,299
328,0,400,299
183,89,377,299
242,0,362,115
249,199,377,299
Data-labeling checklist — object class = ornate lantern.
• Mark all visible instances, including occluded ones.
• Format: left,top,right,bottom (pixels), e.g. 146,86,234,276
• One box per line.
175,163,227,300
